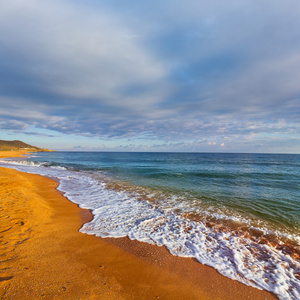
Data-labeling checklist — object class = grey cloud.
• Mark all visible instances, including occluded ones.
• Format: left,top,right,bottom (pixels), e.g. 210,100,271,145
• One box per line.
0,0,168,108
0,119,28,131
0,0,299,152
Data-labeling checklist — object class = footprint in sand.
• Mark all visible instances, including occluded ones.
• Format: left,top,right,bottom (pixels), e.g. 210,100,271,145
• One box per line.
0,226,12,234
9,219,25,227
0,276,13,282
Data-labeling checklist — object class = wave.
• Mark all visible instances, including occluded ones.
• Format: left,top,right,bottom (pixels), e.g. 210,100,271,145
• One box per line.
0,158,299,300
0,159,67,170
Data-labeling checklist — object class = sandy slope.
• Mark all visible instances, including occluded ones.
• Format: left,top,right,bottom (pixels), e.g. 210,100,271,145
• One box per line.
0,151,276,299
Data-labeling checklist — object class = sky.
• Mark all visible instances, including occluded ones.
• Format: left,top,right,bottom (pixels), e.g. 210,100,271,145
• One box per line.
0,0,299,153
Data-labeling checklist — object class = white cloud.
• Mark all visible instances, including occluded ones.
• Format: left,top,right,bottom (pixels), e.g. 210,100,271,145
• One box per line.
0,0,169,109
0,0,299,152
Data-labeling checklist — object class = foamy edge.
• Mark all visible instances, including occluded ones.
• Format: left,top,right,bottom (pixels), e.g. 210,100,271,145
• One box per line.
1,158,299,300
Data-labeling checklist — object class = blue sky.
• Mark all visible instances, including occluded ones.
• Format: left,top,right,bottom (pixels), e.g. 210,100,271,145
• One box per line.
0,0,299,153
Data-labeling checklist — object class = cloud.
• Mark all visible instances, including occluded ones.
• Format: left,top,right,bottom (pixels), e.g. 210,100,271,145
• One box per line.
0,0,168,105
0,0,299,152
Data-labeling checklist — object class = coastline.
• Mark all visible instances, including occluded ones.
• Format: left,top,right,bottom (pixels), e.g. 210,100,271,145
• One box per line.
0,151,276,299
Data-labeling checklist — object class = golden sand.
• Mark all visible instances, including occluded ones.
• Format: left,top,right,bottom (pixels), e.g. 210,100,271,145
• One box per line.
0,151,276,299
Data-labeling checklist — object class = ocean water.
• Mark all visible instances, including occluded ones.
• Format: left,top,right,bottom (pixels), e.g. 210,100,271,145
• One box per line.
1,152,299,299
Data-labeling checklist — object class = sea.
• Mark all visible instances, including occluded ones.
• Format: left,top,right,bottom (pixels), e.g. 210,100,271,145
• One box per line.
1,152,299,299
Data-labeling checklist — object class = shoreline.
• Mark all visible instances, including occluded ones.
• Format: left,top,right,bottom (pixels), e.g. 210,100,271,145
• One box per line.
0,151,277,299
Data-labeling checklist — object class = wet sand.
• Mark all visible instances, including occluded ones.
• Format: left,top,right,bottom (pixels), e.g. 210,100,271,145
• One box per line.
0,151,276,299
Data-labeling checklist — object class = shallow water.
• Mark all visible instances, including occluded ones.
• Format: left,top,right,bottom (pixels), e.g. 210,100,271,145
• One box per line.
1,152,299,299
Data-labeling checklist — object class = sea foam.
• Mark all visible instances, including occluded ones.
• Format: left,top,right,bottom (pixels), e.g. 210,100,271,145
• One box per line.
1,158,299,300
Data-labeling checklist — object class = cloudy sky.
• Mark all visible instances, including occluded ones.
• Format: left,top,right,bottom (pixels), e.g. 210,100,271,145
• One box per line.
0,0,299,153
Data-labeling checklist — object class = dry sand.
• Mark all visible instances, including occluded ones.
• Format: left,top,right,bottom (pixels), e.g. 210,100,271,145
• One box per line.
0,151,276,299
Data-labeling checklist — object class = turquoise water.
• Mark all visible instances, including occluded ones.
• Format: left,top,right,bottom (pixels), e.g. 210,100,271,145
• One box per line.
1,152,300,299
29,152,300,230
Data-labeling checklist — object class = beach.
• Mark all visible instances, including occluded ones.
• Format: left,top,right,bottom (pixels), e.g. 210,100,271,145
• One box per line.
0,151,277,299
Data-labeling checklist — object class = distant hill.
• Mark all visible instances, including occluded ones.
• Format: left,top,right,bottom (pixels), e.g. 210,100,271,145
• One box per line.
0,140,54,152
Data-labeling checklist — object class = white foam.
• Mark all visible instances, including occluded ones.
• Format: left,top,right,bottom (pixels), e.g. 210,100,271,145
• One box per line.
0,159,66,170
1,158,299,300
